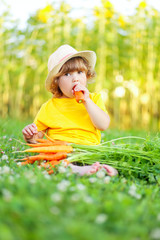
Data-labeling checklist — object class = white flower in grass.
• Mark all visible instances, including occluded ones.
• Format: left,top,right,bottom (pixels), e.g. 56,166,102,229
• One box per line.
58,166,66,173
157,213,160,221
104,176,111,184
71,193,80,202
150,228,160,239
51,193,62,203
77,183,86,191
50,206,60,215
96,169,106,179
24,170,35,179
0,166,10,174
15,174,20,178
128,184,141,199
57,180,70,192
61,160,68,167
66,171,72,177
3,166,10,174
83,195,93,204
42,170,49,176
121,178,127,184
3,136,6,139
17,162,22,166
95,213,108,224
44,174,51,180
101,133,105,138
2,189,12,202
29,178,37,184
9,176,15,184
1,155,8,161
70,186,76,192
89,177,97,183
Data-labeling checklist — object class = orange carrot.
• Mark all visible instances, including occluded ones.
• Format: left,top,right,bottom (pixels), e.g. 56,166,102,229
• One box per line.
48,169,54,175
74,91,84,103
27,141,68,148
41,159,69,169
23,145,73,153
52,140,68,145
42,132,55,143
40,160,60,168
20,152,68,162
35,139,53,143
20,160,34,165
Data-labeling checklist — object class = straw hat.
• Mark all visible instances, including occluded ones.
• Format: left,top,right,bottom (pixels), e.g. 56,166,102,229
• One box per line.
45,44,97,91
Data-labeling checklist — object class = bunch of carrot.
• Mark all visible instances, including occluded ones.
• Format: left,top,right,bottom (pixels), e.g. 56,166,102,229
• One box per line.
16,136,73,174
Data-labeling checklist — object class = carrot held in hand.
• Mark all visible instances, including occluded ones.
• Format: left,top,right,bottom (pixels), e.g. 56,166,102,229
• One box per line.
74,91,84,103
72,85,84,103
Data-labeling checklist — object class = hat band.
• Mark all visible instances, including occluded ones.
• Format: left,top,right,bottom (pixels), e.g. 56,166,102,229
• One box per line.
58,52,75,64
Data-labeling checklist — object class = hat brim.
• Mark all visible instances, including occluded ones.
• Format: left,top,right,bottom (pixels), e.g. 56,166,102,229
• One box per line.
45,50,96,92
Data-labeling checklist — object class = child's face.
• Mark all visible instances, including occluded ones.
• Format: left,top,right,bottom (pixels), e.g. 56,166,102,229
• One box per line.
58,71,87,98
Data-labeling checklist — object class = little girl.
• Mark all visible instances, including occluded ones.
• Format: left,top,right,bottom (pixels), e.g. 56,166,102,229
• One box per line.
22,44,118,176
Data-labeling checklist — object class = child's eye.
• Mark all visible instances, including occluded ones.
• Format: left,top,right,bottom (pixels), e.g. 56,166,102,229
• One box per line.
78,71,83,74
65,73,70,76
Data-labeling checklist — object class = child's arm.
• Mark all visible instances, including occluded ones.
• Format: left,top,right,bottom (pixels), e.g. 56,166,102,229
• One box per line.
83,98,110,131
22,123,44,143
73,84,110,131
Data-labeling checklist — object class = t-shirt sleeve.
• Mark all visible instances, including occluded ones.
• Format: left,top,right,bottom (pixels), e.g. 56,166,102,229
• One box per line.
33,103,48,131
90,92,108,114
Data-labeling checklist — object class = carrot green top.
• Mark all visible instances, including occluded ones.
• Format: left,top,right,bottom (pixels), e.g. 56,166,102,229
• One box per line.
33,93,108,145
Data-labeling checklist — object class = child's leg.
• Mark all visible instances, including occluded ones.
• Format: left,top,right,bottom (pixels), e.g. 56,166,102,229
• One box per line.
69,162,118,176
100,164,118,176
69,162,100,176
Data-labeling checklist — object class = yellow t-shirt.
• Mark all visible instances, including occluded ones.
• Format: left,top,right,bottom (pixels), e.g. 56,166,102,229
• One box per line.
34,93,108,145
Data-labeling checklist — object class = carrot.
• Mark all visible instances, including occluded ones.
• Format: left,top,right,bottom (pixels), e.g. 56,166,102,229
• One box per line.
35,139,53,144
41,159,70,169
42,132,55,143
40,160,60,168
48,169,54,175
20,160,34,165
74,91,84,103
27,141,68,148
23,145,73,153
52,140,68,145
19,152,68,162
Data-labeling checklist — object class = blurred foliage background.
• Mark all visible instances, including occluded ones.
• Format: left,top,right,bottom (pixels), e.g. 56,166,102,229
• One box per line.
0,0,160,131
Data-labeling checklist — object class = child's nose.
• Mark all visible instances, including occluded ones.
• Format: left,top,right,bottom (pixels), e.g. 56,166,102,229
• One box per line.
73,79,79,83
72,73,79,82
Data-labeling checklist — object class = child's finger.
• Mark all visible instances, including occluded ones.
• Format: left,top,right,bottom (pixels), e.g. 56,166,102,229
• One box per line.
31,124,38,133
24,127,34,136
28,125,38,135
22,130,33,139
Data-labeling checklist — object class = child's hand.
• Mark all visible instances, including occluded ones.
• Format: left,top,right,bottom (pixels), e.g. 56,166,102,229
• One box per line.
72,83,90,102
22,123,38,142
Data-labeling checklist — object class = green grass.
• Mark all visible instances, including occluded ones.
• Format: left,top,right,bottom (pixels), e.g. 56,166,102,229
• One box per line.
0,118,160,240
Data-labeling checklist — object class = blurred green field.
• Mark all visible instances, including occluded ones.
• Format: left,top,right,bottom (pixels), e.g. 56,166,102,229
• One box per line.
0,118,160,240
1,0,160,130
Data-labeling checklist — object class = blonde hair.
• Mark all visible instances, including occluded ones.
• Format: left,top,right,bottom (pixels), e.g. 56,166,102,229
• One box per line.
50,57,96,97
